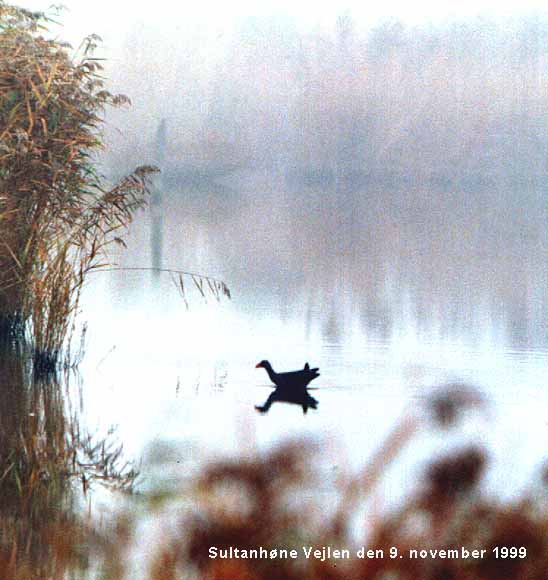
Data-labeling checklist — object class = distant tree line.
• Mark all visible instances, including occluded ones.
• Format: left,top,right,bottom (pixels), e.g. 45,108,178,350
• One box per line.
206,14,548,184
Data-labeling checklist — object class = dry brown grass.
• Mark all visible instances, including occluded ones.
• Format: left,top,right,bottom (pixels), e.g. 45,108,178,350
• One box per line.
0,2,156,369
85,385,546,580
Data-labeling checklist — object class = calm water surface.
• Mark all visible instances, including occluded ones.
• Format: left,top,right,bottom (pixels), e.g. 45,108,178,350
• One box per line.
76,178,547,511
79,275,548,508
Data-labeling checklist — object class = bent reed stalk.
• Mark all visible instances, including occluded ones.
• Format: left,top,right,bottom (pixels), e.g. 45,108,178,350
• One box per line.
0,2,157,371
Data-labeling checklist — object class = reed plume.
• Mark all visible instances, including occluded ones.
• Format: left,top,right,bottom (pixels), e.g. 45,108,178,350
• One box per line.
0,2,156,370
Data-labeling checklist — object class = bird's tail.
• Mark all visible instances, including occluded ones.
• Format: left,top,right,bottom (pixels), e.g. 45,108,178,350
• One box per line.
307,395,318,409
304,362,320,374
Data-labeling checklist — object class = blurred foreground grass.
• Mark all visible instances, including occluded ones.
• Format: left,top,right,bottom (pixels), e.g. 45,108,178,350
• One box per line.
2,380,543,580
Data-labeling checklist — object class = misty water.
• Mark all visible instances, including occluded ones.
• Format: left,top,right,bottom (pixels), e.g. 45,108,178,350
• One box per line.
3,6,548,576
77,177,547,508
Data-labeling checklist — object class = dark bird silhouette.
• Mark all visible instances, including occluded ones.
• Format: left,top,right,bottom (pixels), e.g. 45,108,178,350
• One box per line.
254,360,320,414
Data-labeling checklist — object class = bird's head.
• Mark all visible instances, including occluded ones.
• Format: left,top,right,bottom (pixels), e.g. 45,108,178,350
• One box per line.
255,360,269,369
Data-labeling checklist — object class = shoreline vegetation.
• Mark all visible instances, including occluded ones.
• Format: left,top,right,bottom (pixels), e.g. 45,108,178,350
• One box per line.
0,2,230,374
0,1,156,372
0,2,151,570
0,3,229,578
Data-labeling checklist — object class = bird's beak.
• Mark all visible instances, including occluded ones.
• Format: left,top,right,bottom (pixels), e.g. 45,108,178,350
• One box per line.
255,362,262,368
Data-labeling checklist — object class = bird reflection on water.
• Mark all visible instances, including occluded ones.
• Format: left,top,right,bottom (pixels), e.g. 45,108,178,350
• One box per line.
254,360,320,414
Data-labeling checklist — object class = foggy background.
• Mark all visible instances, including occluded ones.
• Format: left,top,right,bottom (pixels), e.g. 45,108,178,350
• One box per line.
18,2,548,348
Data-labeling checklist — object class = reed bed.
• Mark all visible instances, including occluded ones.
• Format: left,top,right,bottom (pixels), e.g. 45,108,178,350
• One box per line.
0,2,156,371
0,8,231,575
0,2,231,372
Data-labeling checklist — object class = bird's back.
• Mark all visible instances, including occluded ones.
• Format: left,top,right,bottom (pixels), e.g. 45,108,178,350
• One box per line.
274,368,319,390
